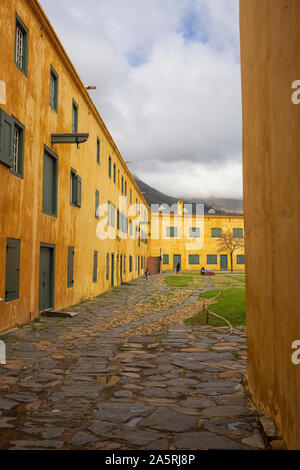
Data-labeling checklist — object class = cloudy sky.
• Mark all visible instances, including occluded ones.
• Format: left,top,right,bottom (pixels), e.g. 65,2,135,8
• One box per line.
40,0,242,199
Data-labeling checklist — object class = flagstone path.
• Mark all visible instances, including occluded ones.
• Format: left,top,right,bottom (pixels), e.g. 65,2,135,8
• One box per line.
0,274,265,450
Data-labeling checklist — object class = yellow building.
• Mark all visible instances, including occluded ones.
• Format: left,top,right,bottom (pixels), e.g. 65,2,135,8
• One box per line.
0,0,149,333
150,202,245,272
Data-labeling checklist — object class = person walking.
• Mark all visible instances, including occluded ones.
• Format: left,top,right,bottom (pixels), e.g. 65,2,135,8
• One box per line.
176,262,181,274
145,268,150,281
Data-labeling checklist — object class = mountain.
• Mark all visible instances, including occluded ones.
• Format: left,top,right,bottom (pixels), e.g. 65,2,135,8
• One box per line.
134,176,243,215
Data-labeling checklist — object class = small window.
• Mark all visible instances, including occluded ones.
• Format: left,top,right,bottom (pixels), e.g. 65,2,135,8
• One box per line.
113,163,116,183
129,255,133,273
95,190,99,219
237,254,245,265
207,254,218,265
72,100,78,133
49,66,59,112
14,14,29,76
189,254,200,265
167,227,177,238
11,118,25,178
5,238,20,302
93,251,98,283
67,247,74,288
163,254,169,265
106,253,110,280
97,138,100,165
211,228,222,238
108,156,112,178
70,169,81,207
42,146,58,217
233,228,244,238
121,176,124,194
130,189,132,205
189,227,200,238
125,181,127,196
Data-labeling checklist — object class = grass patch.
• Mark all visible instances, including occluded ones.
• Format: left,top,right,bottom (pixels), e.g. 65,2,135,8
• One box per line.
165,276,195,287
212,274,245,289
198,289,221,300
186,288,246,327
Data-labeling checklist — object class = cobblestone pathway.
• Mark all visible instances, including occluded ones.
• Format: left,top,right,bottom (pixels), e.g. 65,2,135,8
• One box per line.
0,275,265,450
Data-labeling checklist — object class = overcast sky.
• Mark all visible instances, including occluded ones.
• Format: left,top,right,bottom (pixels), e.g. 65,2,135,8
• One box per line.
40,0,242,199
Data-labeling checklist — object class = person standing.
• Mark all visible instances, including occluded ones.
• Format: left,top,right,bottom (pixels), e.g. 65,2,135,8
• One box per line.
176,262,181,274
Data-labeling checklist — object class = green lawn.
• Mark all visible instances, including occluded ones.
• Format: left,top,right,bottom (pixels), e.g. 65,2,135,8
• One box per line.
186,288,246,327
212,274,245,289
165,275,207,288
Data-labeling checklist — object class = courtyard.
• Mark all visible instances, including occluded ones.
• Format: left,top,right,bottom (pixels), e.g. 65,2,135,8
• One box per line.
0,273,265,450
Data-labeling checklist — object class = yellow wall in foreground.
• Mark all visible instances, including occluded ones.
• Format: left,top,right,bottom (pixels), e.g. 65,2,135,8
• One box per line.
240,0,300,449
150,211,245,271
0,0,149,333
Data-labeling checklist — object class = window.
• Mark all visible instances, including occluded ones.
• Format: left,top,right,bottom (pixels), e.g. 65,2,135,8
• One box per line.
106,254,110,280
0,110,24,173
49,66,59,112
163,254,169,265
5,238,20,302
233,228,244,238
113,163,116,183
237,254,245,265
130,189,132,205
93,251,98,283
189,227,200,238
211,228,222,238
70,169,82,207
108,156,112,178
67,247,74,288
72,100,78,133
97,138,100,165
11,118,24,178
125,181,127,196
129,255,133,273
121,176,124,194
189,254,200,265
95,190,99,219
14,14,28,76
42,146,58,217
167,227,177,238
207,254,218,265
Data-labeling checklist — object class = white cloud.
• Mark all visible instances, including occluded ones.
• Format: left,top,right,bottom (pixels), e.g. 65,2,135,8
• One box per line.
40,0,242,199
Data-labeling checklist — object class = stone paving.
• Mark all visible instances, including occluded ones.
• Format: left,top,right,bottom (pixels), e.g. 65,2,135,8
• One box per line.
0,274,265,450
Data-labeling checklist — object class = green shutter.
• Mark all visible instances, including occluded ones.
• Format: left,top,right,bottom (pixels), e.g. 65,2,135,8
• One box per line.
233,228,244,238
93,251,98,283
212,228,222,238
0,109,14,167
106,254,110,280
189,254,200,265
97,138,100,164
5,239,20,302
75,175,82,207
207,254,218,265
163,254,169,265
237,254,245,265
67,247,74,288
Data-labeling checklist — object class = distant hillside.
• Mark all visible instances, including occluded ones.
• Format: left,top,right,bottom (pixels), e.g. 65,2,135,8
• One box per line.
134,176,243,215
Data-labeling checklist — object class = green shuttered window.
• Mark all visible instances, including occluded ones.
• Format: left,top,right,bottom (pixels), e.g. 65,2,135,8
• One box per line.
72,100,78,133
14,14,29,76
5,239,20,302
97,138,100,164
67,247,74,288
189,254,200,265
42,147,58,217
233,228,244,238
0,109,14,168
50,66,59,112
163,254,169,265
237,255,245,265
93,251,98,283
211,228,222,238
108,156,112,178
129,255,133,273
106,254,110,280
207,255,218,265
167,227,177,238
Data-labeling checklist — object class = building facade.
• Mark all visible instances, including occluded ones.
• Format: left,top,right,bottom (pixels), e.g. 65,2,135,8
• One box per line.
0,0,149,333
150,202,245,272
240,0,300,449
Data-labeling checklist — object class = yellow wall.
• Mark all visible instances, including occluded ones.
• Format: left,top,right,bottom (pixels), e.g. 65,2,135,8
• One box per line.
0,0,149,333
150,206,245,272
240,0,300,449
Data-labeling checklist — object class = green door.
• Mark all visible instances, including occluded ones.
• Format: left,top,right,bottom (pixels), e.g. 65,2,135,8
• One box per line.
39,246,54,311
111,254,115,287
173,255,182,270
220,255,228,270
